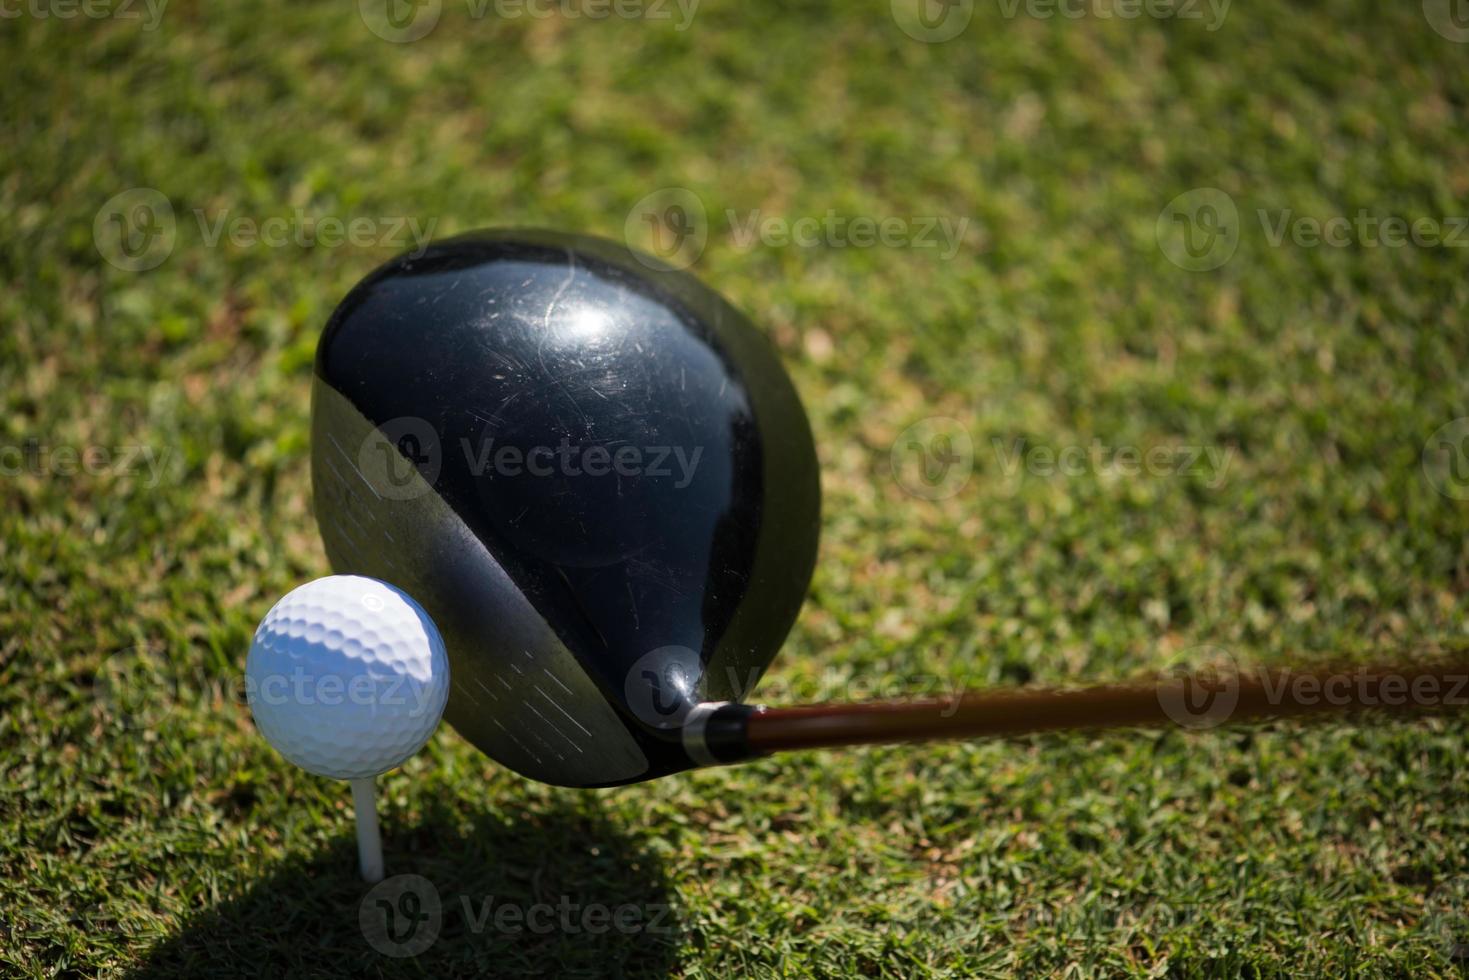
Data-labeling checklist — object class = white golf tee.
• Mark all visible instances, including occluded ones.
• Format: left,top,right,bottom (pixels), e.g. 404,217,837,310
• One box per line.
350,777,384,883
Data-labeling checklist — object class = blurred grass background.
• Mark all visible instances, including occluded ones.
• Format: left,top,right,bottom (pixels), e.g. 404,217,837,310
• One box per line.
2,0,1468,975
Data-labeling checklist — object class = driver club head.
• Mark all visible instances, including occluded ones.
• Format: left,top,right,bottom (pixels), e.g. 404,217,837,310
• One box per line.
309,229,821,786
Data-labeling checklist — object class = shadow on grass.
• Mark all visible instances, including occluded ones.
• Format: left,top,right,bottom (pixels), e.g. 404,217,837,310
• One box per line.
128,794,684,978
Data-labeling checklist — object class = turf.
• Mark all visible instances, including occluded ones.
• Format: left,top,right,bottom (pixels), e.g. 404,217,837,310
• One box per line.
3,0,1468,976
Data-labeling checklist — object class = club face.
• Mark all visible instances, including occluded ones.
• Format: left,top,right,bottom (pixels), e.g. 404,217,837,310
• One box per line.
310,230,821,786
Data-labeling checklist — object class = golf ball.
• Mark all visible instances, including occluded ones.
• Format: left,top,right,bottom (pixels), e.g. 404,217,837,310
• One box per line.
246,575,450,780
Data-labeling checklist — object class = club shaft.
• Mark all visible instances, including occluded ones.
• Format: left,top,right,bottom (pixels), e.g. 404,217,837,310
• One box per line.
740,660,1469,755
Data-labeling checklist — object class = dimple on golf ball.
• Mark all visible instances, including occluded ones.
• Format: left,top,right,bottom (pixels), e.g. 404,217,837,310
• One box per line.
246,575,450,780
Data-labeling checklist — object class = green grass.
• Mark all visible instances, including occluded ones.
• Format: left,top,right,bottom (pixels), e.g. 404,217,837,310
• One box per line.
3,0,1469,975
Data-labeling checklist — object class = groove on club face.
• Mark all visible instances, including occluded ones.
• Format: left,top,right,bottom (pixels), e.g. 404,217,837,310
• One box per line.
310,229,822,786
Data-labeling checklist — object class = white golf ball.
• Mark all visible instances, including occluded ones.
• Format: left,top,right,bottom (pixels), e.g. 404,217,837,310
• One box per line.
246,575,450,780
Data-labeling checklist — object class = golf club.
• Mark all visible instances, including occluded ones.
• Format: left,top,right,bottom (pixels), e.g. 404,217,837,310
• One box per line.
309,229,1469,788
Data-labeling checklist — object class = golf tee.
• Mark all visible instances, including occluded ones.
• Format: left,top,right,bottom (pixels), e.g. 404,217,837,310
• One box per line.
350,777,384,883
